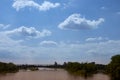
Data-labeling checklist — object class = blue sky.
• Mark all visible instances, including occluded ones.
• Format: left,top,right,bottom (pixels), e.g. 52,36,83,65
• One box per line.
0,0,120,64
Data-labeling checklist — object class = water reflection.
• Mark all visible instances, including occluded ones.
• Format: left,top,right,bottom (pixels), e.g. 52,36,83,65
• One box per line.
0,69,110,80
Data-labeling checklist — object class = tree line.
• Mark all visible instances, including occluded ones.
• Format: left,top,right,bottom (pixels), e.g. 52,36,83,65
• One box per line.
63,54,120,80
0,62,18,73
0,54,120,80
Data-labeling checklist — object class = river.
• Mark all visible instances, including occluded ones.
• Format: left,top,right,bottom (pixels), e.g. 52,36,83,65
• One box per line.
0,68,110,80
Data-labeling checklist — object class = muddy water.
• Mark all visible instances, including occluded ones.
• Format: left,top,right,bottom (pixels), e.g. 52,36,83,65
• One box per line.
0,69,110,80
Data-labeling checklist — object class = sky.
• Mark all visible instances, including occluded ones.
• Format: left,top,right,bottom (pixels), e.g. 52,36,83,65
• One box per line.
0,0,120,64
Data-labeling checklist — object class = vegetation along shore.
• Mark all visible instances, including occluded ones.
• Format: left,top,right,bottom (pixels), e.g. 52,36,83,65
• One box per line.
0,54,120,80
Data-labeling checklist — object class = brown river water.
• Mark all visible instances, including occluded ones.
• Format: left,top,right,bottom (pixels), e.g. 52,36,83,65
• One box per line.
0,68,110,80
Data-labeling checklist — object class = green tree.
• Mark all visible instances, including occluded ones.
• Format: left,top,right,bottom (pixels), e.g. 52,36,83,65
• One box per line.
65,62,97,76
0,62,18,73
106,54,120,80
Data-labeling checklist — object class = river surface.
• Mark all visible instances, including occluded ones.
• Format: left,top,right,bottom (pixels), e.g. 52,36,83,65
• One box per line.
0,68,110,80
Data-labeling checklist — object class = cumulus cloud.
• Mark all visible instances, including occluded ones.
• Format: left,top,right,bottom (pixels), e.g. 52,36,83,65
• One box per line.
4,26,51,39
0,33,23,47
12,0,60,11
0,24,10,29
58,13,104,30
40,40,58,47
86,37,108,42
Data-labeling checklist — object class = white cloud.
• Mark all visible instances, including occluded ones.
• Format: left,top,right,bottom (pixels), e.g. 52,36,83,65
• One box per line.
0,33,23,47
0,24,10,29
40,40,58,47
58,13,104,30
12,0,60,11
86,37,108,42
4,26,51,39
